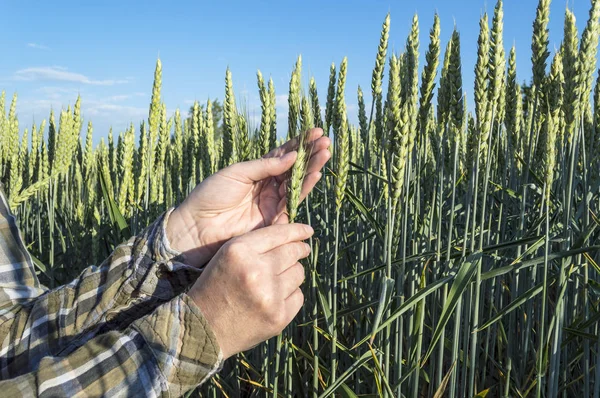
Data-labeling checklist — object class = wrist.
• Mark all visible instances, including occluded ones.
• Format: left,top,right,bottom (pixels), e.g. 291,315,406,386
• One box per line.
187,284,233,359
166,207,213,267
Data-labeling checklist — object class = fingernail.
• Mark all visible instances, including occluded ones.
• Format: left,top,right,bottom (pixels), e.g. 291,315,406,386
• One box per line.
304,225,314,235
304,243,311,252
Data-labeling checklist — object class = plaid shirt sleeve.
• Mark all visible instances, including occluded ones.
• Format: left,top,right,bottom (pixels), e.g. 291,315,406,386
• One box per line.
0,187,223,397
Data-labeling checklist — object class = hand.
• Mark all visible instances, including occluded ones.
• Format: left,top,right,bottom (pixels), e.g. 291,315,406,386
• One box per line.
186,223,313,359
167,128,330,266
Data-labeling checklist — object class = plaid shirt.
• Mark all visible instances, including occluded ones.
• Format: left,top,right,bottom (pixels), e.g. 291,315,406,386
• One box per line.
0,187,223,397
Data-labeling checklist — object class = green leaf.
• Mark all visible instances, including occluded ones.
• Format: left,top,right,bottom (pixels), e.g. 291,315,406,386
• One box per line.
338,383,359,398
422,252,481,364
290,343,306,397
318,350,372,398
297,299,379,327
588,279,600,297
433,361,456,398
573,222,598,249
29,253,46,272
349,161,388,183
369,276,395,344
28,252,60,285
99,169,131,240
315,276,333,335
477,279,547,332
509,236,545,266
474,388,491,397
481,245,600,281
563,327,598,342
410,267,427,358
564,311,600,346
353,275,452,349
345,187,384,240
367,344,395,397
339,264,386,283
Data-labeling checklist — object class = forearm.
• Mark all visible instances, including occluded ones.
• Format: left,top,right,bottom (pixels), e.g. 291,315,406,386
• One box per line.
0,208,203,378
0,293,222,397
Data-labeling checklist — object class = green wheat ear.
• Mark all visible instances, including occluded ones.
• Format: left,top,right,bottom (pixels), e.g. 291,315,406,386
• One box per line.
286,127,312,223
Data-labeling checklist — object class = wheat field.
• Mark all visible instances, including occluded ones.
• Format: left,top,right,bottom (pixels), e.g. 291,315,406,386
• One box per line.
2,0,600,396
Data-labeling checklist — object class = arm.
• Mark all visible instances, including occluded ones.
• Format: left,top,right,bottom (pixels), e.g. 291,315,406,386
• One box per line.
0,185,223,396
0,184,219,380
0,292,222,397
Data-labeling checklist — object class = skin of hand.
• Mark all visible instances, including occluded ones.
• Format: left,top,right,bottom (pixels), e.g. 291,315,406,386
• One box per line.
166,128,330,267
186,223,314,359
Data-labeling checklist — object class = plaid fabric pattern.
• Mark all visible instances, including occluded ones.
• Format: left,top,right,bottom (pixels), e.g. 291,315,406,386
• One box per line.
0,185,223,397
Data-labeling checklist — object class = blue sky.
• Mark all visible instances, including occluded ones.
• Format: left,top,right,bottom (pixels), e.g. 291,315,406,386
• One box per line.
0,0,596,141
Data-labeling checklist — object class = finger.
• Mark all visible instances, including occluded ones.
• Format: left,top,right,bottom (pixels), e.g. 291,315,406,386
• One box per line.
306,136,331,157
271,136,330,183
264,128,324,158
279,128,324,154
240,223,313,253
271,196,288,225
222,151,297,183
299,172,322,201
284,288,304,322
277,178,287,197
266,242,311,272
306,148,331,174
273,172,320,223
278,262,306,297
273,141,331,185
273,184,300,224
274,212,289,225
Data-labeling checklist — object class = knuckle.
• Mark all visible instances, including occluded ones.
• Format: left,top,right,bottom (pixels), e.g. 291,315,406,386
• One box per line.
294,263,306,284
300,243,311,258
224,240,246,261
288,243,306,260
282,225,295,242
269,308,287,330
240,269,260,289
255,290,274,311
295,223,308,237
290,290,304,315
259,300,287,333
293,243,303,259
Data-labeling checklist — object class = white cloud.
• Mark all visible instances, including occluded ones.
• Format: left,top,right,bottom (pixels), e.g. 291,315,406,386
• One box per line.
85,103,147,120
19,97,146,120
275,94,289,108
27,43,51,51
106,93,145,102
35,86,81,100
14,66,129,86
17,87,149,137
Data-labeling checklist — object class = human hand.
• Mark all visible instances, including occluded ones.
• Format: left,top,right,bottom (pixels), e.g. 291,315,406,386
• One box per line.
167,128,330,267
186,223,313,359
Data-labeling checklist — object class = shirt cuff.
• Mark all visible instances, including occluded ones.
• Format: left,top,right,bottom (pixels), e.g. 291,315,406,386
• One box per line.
129,208,202,301
131,292,224,396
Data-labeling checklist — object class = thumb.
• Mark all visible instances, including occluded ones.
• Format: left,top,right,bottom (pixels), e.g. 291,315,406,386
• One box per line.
227,151,297,182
